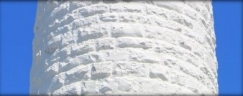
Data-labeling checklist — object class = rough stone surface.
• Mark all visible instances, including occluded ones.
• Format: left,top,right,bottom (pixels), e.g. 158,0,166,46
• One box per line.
30,0,218,95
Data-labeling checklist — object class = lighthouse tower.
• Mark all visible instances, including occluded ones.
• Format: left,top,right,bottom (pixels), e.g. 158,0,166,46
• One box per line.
30,0,218,95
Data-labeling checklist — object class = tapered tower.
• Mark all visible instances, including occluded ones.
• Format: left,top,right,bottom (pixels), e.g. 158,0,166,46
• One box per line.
30,0,218,95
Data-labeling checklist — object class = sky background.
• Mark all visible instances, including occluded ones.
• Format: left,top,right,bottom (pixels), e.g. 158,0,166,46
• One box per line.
0,1,242,95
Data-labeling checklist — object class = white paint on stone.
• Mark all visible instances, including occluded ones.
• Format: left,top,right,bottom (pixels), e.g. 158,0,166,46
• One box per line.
30,0,218,95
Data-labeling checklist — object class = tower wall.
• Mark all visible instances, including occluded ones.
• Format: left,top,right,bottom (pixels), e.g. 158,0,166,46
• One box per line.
30,0,218,95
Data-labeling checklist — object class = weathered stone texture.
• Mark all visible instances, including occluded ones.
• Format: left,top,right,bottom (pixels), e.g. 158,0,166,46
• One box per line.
31,0,218,95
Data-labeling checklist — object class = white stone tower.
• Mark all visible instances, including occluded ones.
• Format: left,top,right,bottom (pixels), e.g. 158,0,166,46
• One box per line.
30,0,218,95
